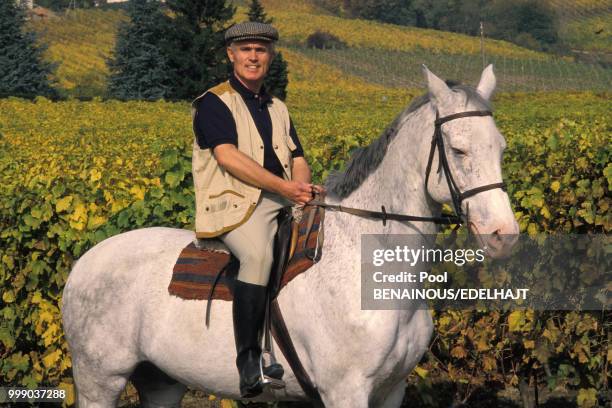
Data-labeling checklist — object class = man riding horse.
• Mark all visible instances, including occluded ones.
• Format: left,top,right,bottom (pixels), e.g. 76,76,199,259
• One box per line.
191,22,323,398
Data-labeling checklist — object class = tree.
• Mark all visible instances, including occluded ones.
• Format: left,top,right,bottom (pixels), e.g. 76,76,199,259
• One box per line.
0,0,57,99
264,50,288,100
107,0,172,100
485,0,558,51
246,0,289,100
35,0,99,10
247,0,271,24
162,0,235,100
336,0,559,52
34,0,71,10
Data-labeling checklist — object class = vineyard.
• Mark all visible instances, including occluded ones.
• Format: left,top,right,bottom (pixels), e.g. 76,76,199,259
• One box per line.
27,5,612,98
1,2,610,407
292,47,611,92
30,9,127,98
260,8,547,59
1,89,610,406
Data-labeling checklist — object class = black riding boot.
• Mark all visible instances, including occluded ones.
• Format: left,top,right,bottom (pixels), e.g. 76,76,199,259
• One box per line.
233,280,284,398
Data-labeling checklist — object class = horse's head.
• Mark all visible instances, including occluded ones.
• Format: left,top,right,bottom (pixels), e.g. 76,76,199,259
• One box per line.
422,65,519,258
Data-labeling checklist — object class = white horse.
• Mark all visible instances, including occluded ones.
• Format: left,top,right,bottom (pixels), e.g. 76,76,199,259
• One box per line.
62,66,519,408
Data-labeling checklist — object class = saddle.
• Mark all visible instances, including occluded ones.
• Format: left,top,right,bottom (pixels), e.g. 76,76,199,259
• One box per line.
168,197,324,304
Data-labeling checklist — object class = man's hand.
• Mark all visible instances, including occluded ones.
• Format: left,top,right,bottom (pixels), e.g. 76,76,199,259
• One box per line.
281,180,314,205
290,157,326,204
312,185,326,195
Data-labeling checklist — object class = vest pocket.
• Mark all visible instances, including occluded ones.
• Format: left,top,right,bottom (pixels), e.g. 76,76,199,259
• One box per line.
205,190,247,215
208,190,245,199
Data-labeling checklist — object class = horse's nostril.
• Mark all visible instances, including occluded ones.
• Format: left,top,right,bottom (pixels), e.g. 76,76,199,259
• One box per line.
486,228,519,257
487,232,503,250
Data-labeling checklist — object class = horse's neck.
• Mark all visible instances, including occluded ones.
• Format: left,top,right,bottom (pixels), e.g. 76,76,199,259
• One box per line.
332,104,440,236
300,104,440,322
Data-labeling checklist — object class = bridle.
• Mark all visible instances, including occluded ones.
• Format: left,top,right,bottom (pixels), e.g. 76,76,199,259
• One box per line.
424,109,506,224
308,109,507,227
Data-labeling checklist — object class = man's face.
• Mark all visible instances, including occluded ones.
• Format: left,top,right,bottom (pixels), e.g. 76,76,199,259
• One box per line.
227,41,274,86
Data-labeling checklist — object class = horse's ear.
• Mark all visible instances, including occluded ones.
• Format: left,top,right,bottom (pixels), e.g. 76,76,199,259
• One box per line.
422,64,452,107
476,64,496,100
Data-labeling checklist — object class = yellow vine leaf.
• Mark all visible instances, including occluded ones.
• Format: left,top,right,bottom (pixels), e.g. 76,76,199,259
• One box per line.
42,322,60,347
220,400,235,408
2,254,14,270
413,365,428,379
551,180,561,193
451,346,467,359
476,337,490,352
59,381,75,407
577,388,597,408
2,291,15,303
31,291,42,304
90,168,102,182
482,355,497,371
69,203,87,221
130,185,145,201
87,215,107,230
55,195,73,213
42,349,62,369
103,190,114,203
508,310,525,332
69,202,88,230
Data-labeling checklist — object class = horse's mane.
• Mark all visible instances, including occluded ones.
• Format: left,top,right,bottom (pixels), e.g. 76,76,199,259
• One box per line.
325,83,493,199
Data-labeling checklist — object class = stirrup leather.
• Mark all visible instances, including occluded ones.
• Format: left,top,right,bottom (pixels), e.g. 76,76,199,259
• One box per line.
261,290,286,391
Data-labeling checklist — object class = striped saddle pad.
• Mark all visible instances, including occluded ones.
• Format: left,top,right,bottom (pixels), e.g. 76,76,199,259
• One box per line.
168,206,323,301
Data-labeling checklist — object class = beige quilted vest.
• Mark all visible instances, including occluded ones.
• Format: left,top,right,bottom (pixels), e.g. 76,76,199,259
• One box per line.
191,81,296,238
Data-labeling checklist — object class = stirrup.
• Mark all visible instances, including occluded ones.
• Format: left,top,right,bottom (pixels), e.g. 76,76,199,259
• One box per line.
259,351,286,389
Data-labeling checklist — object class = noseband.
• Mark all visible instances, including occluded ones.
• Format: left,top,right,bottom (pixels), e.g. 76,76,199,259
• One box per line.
424,110,506,223
309,110,507,226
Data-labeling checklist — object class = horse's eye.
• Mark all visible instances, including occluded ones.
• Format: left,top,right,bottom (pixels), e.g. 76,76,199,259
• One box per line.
452,147,467,156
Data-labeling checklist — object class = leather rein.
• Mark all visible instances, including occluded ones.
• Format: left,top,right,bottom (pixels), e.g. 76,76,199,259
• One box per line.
308,110,507,227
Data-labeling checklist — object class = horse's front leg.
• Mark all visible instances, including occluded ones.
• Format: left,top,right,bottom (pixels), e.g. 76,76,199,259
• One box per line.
318,374,373,408
377,380,406,408
323,378,404,408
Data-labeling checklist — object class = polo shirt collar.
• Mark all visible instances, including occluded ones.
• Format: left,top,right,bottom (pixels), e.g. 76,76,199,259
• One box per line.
230,73,272,106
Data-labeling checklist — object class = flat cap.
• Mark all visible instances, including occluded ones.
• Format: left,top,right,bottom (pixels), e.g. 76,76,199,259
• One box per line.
225,21,279,44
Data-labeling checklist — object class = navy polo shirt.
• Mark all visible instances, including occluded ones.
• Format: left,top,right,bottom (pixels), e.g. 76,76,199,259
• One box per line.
194,74,304,178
